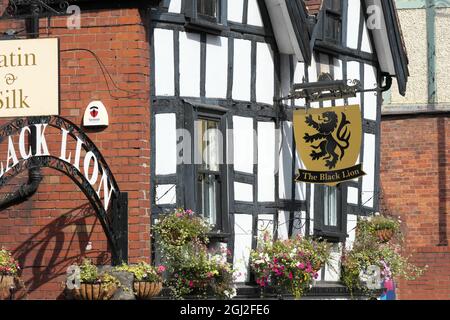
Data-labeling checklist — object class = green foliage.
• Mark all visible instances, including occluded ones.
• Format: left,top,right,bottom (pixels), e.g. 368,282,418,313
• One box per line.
79,259,99,283
250,233,332,299
155,208,236,300
341,216,427,295
369,215,401,232
77,259,120,289
99,272,121,292
114,262,165,282
154,208,210,246
0,248,20,277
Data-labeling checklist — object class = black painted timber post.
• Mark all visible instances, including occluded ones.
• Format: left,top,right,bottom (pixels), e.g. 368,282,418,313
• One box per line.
111,192,128,265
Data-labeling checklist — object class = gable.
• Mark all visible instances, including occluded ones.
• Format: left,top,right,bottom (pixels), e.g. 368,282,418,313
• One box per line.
265,0,312,63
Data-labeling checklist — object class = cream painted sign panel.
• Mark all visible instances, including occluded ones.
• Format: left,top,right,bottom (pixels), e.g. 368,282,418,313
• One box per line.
0,38,59,117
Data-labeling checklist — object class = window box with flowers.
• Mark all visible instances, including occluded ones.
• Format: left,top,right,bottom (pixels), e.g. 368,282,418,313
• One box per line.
250,233,332,299
114,262,166,300
0,248,21,300
154,208,237,300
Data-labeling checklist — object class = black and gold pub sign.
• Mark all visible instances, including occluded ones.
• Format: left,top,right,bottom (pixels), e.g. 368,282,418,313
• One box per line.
293,105,365,186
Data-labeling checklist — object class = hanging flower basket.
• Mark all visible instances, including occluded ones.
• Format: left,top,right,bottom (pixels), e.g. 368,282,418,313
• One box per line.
376,229,394,243
0,275,15,300
67,259,120,300
73,282,118,300
133,281,162,300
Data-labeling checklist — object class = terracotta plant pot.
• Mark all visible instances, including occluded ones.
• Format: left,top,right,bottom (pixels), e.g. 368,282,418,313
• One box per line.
73,283,118,300
133,281,162,300
0,275,15,300
376,229,394,243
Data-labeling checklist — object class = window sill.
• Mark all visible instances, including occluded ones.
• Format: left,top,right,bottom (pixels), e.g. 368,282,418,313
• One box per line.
185,18,229,35
206,232,230,242
313,230,347,243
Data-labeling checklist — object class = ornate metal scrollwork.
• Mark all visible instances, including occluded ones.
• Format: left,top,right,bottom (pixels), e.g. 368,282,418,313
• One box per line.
0,116,127,264
3,0,70,19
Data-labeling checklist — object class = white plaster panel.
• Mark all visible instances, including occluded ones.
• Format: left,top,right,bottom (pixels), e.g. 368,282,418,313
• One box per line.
347,186,359,205
362,133,376,208
277,211,290,240
361,20,373,53
291,211,306,238
294,147,306,201
234,182,254,202
248,0,263,26
154,28,174,96
155,184,176,205
308,57,320,108
228,0,244,23
346,214,358,250
206,36,228,99
257,214,274,240
258,121,275,202
233,214,253,282
346,0,361,49
294,61,306,107
279,121,293,200
155,113,177,175
179,31,201,97
168,0,182,13
256,42,274,104
233,39,252,101
333,58,345,106
233,116,254,173
364,63,378,121
347,60,361,106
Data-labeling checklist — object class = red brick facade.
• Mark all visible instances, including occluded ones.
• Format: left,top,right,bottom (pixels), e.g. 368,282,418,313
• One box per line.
381,115,450,300
0,4,151,299
304,0,323,14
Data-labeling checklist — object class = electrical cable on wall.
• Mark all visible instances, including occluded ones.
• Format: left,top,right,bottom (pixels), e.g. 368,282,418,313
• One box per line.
60,48,143,99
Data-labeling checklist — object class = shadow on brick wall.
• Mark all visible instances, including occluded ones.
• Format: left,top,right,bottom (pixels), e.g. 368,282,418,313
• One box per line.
11,204,110,299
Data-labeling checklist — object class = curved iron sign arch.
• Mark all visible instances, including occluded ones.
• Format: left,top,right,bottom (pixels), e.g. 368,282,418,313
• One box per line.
0,116,128,264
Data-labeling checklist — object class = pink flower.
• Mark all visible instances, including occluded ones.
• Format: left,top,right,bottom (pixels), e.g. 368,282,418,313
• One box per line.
185,209,194,216
157,266,166,273
189,280,194,288
297,263,305,270
289,272,293,280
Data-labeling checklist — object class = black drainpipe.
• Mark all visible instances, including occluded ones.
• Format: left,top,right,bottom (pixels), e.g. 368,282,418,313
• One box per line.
0,5,42,211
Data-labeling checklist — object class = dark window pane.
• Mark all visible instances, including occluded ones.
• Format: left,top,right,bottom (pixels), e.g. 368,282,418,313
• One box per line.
325,14,341,43
324,186,337,227
196,118,222,229
200,173,220,226
197,0,217,19
325,0,342,12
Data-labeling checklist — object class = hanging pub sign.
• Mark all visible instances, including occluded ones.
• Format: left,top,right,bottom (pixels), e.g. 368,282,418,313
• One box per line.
293,105,365,186
0,38,59,117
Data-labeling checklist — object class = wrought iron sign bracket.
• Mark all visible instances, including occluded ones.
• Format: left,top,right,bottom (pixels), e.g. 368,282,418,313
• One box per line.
1,0,71,20
277,73,388,105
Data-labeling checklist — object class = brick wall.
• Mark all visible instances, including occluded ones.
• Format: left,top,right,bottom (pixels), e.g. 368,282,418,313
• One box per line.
304,0,323,14
380,115,450,299
0,4,151,299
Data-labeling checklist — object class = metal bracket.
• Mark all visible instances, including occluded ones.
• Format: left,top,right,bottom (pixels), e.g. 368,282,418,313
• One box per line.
278,72,383,105
2,0,70,20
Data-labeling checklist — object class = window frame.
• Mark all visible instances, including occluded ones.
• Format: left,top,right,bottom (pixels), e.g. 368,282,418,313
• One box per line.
183,0,228,34
313,184,347,242
321,0,343,45
191,107,230,238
